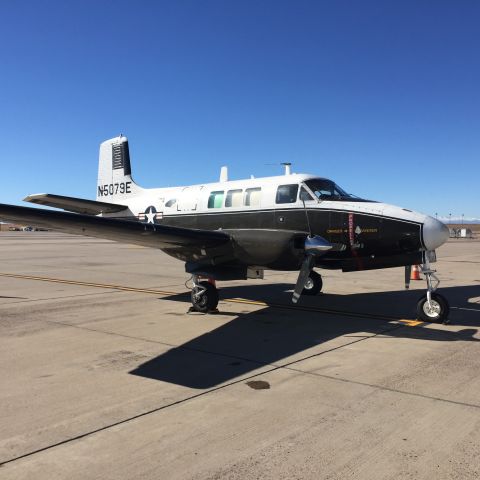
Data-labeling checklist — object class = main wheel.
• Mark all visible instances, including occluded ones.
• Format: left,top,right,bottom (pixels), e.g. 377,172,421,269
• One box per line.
302,270,323,296
191,281,219,313
416,293,450,323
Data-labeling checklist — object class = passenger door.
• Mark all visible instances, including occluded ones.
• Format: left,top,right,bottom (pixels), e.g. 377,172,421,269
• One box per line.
177,186,204,212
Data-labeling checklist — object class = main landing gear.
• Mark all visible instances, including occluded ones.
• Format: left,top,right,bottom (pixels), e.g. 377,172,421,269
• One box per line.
415,259,450,324
190,275,219,313
189,271,323,312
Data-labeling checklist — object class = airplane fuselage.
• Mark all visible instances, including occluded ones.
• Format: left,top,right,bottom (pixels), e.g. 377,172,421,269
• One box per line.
99,173,447,273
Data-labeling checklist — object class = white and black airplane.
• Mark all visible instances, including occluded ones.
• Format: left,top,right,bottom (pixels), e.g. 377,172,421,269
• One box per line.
0,136,450,322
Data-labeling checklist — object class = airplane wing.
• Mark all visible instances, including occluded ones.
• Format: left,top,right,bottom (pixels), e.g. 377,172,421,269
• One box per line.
24,193,129,215
0,204,232,260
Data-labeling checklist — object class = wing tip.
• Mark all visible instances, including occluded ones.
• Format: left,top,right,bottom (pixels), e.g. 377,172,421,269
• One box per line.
23,193,48,203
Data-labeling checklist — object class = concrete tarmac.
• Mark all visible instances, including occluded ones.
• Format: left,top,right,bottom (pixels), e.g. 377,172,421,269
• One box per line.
0,232,479,479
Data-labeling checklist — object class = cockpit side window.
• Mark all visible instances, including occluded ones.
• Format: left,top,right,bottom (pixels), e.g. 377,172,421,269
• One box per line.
276,184,299,204
299,186,315,202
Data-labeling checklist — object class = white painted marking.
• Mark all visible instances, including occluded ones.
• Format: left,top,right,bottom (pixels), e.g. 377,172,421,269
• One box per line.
451,307,480,312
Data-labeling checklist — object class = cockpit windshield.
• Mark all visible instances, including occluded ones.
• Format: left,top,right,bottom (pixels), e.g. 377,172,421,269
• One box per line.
304,179,357,201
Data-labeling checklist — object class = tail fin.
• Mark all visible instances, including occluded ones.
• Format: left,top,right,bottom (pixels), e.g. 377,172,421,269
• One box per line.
96,135,142,201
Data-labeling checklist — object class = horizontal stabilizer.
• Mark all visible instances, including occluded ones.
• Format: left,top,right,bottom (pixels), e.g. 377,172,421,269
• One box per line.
24,194,129,215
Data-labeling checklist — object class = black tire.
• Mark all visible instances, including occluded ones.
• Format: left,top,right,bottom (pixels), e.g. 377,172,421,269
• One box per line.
302,270,323,296
191,281,219,313
416,293,450,323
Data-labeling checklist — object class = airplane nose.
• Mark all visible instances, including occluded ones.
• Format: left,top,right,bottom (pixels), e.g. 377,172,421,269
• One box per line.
422,216,449,250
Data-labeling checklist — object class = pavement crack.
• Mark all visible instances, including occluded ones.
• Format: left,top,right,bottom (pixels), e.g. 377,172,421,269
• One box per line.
45,319,271,366
285,367,480,411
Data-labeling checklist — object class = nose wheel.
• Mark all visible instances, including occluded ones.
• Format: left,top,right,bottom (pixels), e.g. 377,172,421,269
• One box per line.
416,259,450,324
416,293,449,323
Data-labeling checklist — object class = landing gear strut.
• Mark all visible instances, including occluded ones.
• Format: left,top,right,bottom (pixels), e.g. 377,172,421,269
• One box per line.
416,256,450,324
190,275,219,313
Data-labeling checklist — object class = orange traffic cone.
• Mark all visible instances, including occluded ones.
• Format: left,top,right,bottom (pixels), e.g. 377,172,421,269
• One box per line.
411,265,422,280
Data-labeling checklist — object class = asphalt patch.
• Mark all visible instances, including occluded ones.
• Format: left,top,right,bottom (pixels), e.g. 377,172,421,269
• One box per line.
246,380,271,390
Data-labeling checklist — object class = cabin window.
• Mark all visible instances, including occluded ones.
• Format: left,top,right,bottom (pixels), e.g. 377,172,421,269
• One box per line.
208,191,224,208
244,187,261,207
225,189,243,207
276,184,299,204
165,199,177,208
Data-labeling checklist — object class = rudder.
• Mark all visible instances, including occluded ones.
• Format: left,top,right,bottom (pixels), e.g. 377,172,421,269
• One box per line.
96,135,142,201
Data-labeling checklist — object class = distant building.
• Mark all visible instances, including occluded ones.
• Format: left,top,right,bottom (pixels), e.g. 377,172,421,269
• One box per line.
449,227,475,239
447,223,480,232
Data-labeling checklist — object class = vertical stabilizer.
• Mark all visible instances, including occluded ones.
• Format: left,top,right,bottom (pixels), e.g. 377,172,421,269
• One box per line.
96,136,142,201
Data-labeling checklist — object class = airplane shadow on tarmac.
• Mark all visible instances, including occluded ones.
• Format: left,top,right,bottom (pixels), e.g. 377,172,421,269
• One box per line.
130,283,480,389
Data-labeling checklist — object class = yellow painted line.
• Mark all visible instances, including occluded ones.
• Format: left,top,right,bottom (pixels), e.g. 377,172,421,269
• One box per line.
399,319,423,327
0,272,175,296
0,272,421,326
228,297,269,306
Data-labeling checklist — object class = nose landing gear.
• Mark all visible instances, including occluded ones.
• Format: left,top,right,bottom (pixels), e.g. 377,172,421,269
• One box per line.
416,258,450,324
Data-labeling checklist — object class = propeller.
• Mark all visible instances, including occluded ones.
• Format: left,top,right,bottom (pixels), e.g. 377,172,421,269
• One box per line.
292,235,332,303
405,265,412,289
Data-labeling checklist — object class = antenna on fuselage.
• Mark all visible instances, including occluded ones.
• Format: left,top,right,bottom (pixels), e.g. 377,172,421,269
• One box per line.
281,162,292,175
219,166,228,182
265,162,293,175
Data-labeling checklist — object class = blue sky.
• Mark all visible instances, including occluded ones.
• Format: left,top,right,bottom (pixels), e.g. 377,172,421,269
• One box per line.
1,0,479,218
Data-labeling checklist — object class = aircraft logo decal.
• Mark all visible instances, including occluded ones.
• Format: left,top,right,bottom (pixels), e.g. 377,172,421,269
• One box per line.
139,206,162,224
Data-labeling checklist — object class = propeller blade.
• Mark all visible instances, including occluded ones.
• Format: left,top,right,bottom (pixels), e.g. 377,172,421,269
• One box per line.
292,254,316,303
292,235,332,304
405,265,412,290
